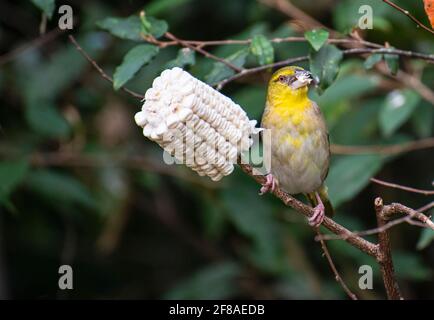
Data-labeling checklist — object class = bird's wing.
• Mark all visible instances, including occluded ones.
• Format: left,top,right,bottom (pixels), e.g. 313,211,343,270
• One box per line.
311,101,330,182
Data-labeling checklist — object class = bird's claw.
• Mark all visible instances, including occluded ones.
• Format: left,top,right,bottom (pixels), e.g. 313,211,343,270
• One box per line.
259,174,277,195
308,203,325,227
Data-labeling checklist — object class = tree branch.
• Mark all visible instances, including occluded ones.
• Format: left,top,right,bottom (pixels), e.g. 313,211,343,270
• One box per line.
374,197,403,300
215,47,434,89
315,229,358,300
331,137,434,155
164,32,244,72
381,0,434,35
316,213,432,241
68,35,145,100
258,0,328,31
371,178,434,195
0,28,64,66
238,163,380,258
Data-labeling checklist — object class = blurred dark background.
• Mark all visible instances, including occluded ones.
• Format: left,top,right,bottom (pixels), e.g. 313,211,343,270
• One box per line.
0,0,433,299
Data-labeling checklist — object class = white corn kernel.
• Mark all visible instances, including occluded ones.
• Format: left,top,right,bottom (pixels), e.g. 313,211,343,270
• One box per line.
134,67,260,181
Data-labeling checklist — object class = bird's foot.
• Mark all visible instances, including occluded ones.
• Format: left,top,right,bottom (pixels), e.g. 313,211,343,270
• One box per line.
259,174,277,195
308,203,325,227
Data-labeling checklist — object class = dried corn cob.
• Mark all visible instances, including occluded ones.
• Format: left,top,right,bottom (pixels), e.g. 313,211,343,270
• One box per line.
134,67,259,181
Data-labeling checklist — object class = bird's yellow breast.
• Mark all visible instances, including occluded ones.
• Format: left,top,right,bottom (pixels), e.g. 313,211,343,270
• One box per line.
262,84,313,144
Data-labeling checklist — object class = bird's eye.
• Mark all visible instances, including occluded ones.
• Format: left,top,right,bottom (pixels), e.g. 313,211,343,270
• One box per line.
278,75,286,82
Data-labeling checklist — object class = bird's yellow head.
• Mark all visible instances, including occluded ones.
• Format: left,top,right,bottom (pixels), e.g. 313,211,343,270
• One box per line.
266,66,317,109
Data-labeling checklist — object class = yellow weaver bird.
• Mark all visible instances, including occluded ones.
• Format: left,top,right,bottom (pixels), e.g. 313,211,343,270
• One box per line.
260,66,333,227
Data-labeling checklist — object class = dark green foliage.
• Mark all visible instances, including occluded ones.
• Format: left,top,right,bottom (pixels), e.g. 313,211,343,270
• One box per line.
0,0,433,299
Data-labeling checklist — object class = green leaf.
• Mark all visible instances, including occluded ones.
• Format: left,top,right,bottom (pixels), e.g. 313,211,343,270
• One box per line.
304,29,329,51
309,44,343,90
384,53,399,75
315,74,379,110
165,48,195,69
0,160,29,204
31,0,55,19
411,101,433,138
97,15,168,41
250,34,274,65
26,169,95,209
205,48,249,84
146,16,169,38
379,89,421,137
326,155,385,207
25,100,70,138
164,262,241,299
113,45,159,90
363,53,383,69
139,11,152,34
97,16,143,41
330,98,381,145
221,173,283,272
417,215,434,250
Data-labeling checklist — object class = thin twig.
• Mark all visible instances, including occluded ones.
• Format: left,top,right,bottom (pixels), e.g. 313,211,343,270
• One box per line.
316,215,426,241
381,0,434,35
393,70,434,106
417,201,434,213
381,202,434,230
68,35,145,100
258,0,327,31
331,137,434,155
315,229,358,300
374,197,403,300
164,32,244,72
215,55,309,90
156,36,382,49
0,28,63,66
215,47,434,89
371,178,434,195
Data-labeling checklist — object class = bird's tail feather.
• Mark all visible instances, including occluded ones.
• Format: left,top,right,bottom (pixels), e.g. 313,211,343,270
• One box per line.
306,185,334,217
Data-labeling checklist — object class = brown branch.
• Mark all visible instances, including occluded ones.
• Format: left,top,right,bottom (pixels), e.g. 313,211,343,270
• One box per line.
331,137,434,155
317,214,431,241
68,35,145,100
164,32,244,72
381,0,434,35
216,55,309,90
371,178,434,195
157,36,382,49
417,201,434,213
238,163,380,258
258,0,327,31
394,70,434,106
315,229,358,300
374,197,403,300
0,28,64,66
215,47,434,89
381,202,434,229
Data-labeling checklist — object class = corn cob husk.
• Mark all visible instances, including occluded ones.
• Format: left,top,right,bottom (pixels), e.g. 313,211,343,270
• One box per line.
134,67,259,181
